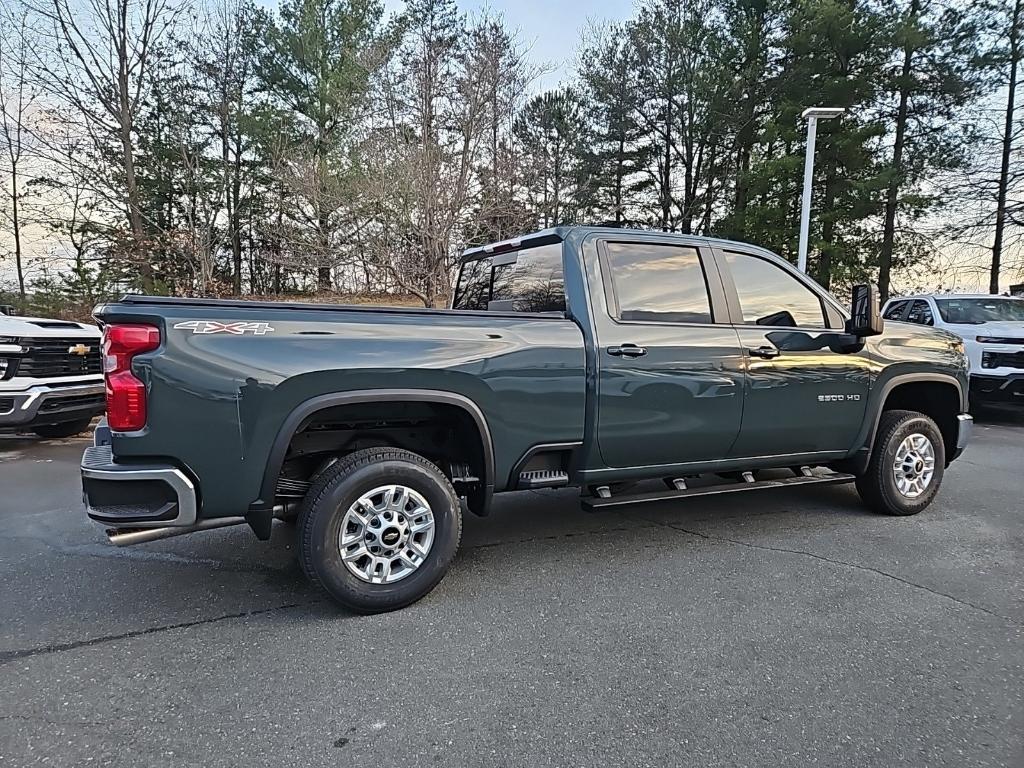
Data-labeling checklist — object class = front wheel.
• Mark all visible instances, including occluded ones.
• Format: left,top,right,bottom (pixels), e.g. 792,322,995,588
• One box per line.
855,410,945,516
297,447,462,613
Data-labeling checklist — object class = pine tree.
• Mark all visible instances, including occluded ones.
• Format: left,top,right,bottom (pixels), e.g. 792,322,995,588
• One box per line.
776,0,892,289
514,89,589,228
876,0,987,300
258,0,387,289
577,23,650,227
715,0,787,241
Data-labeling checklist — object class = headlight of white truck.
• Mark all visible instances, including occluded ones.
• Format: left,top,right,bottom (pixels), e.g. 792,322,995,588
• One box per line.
0,337,24,353
0,337,24,376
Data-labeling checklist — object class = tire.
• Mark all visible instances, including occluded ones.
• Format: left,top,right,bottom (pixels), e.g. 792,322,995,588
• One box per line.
855,409,945,516
32,418,93,439
297,447,462,613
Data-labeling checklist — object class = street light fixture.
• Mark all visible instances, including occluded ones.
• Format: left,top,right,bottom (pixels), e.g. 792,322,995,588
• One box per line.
797,107,845,274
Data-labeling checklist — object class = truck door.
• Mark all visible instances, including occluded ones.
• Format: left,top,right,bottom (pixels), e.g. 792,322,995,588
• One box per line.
714,248,871,458
592,239,745,468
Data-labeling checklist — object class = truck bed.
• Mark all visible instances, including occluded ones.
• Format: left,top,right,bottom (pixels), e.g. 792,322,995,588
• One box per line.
96,296,587,518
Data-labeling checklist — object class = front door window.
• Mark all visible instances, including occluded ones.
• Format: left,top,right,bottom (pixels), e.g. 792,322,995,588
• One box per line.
724,251,833,328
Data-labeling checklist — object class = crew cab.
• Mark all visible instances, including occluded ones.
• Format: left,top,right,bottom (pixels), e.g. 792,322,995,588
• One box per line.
1,311,104,437
882,293,1024,406
81,227,972,612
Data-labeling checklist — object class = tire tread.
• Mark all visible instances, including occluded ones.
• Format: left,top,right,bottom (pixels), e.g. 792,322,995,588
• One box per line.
297,447,461,610
856,409,944,516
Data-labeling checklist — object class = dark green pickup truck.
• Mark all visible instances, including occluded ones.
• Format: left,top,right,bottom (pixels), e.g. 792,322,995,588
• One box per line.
82,227,972,612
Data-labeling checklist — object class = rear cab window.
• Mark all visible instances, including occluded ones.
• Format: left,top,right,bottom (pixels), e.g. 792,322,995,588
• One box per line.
452,243,566,313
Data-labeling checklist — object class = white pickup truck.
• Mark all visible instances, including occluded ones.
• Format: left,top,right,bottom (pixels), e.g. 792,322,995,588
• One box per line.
882,293,1024,406
0,310,104,437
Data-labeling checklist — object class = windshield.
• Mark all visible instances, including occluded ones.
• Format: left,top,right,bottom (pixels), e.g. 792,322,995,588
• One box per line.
935,298,1024,324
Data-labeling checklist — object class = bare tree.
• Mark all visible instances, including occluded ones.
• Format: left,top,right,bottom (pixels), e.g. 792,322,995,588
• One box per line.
361,0,524,307
191,0,257,294
990,0,1023,293
0,7,40,298
463,13,542,244
25,0,181,292
31,126,108,271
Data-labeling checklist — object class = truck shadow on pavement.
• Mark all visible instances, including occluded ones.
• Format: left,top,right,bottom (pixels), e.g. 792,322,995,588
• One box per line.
120,480,875,619
9,422,999,627
970,404,1024,426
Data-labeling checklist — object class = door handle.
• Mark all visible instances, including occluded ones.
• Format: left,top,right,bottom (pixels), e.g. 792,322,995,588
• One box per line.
607,344,648,358
748,345,781,359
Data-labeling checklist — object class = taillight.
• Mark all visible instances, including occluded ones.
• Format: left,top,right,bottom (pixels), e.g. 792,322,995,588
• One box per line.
102,324,160,431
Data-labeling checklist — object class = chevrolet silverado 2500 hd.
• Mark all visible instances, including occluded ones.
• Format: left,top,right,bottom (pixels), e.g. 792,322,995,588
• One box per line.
1,312,104,437
81,227,972,612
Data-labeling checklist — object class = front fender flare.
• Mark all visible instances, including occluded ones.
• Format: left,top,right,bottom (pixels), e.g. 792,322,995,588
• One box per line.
846,372,965,473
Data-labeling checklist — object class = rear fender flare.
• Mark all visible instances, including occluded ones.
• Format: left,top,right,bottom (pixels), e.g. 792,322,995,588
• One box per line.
249,389,495,517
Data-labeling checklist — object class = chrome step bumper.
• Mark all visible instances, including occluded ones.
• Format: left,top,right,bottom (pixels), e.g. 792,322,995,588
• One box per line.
81,441,198,528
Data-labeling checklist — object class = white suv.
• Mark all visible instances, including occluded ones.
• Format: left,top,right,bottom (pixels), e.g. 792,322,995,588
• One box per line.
0,311,105,437
881,293,1024,406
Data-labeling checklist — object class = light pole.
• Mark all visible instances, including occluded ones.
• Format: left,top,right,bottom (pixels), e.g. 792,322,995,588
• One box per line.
797,107,844,274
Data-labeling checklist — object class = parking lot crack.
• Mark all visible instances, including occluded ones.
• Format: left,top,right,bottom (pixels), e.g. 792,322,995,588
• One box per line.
464,523,661,551
644,517,1022,628
51,542,297,575
0,601,316,667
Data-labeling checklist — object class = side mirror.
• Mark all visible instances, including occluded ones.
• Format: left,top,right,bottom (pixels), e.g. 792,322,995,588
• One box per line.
845,283,884,338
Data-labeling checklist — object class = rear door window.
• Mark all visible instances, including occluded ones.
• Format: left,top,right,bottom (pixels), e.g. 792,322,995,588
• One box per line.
604,242,713,323
906,300,934,325
452,243,565,313
884,300,909,320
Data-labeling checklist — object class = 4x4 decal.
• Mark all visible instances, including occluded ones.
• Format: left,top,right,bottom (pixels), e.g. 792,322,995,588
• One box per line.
173,320,275,335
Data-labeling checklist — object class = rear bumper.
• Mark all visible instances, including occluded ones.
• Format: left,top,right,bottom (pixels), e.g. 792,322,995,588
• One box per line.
0,381,104,429
970,374,1024,404
81,430,198,528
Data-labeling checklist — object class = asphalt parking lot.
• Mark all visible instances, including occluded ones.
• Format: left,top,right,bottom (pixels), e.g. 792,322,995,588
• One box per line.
1,412,1022,768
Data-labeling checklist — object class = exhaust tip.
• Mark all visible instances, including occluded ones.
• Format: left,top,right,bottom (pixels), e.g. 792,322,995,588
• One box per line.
105,517,246,546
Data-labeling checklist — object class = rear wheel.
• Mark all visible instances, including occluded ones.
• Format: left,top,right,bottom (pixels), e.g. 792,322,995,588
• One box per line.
855,410,945,516
297,447,462,613
32,418,93,439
